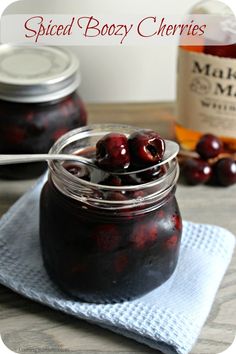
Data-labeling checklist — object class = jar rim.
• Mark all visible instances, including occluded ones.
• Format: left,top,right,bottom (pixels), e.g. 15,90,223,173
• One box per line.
48,124,180,208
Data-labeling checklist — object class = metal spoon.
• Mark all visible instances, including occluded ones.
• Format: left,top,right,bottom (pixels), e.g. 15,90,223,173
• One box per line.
0,140,179,174
0,154,95,168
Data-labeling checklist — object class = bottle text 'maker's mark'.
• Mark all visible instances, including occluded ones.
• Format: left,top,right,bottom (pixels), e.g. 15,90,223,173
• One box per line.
192,60,236,97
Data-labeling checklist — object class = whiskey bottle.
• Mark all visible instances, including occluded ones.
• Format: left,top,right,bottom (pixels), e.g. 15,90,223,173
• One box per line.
175,0,236,151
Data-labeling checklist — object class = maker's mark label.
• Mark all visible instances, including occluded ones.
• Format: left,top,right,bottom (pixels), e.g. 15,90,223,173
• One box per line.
177,48,236,137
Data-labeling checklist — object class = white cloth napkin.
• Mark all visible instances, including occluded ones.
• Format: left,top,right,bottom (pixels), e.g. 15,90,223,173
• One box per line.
0,176,235,354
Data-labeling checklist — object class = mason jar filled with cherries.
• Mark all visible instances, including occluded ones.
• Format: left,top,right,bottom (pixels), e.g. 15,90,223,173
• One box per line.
0,45,87,179
40,124,182,303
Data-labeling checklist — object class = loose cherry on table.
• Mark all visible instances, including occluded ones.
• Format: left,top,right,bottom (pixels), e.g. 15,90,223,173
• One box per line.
213,158,236,186
196,134,223,160
182,158,212,185
180,133,236,187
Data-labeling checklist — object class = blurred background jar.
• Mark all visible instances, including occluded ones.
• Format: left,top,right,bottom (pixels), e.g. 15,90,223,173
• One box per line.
0,45,87,180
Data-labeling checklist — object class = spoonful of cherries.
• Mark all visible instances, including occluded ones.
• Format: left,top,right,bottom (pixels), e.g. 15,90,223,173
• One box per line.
0,130,179,175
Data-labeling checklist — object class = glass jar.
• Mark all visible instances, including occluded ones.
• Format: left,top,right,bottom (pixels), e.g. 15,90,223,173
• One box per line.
175,0,236,151
40,124,182,303
0,45,87,180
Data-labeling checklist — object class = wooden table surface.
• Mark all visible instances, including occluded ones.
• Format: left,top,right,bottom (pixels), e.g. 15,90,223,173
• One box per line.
0,102,235,354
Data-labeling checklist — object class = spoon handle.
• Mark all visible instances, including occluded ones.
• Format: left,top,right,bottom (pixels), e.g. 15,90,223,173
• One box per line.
0,154,93,166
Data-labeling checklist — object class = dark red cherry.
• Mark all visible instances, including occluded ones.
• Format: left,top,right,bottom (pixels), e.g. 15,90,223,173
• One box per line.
71,262,87,274
64,163,90,181
114,254,129,273
106,191,128,201
128,130,165,167
128,190,145,199
165,235,178,250
156,210,165,219
183,158,212,185
196,134,223,159
120,174,139,186
96,133,130,171
131,223,157,250
52,128,69,141
99,175,123,186
137,165,166,183
90,224,120,252
214,158,236,186
171,214,182,231
4,127,26,144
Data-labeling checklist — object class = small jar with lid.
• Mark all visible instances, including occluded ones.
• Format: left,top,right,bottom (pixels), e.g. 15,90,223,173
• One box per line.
40,124,182,303
0,45,87,180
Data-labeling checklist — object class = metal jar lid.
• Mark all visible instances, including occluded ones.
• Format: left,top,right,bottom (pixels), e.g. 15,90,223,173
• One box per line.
0,45,81,103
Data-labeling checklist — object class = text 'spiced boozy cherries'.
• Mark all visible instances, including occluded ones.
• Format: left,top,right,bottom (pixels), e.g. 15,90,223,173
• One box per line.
196,134,223,160
214,158,236,186
40,124,182,303
128,130,165,167
182,158,212,185
96,133,130,171
0,46,87,180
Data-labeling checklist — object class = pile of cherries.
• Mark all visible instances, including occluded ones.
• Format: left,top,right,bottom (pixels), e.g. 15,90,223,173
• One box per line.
181,134,236,187
66,129,166,187
96,130,165,172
